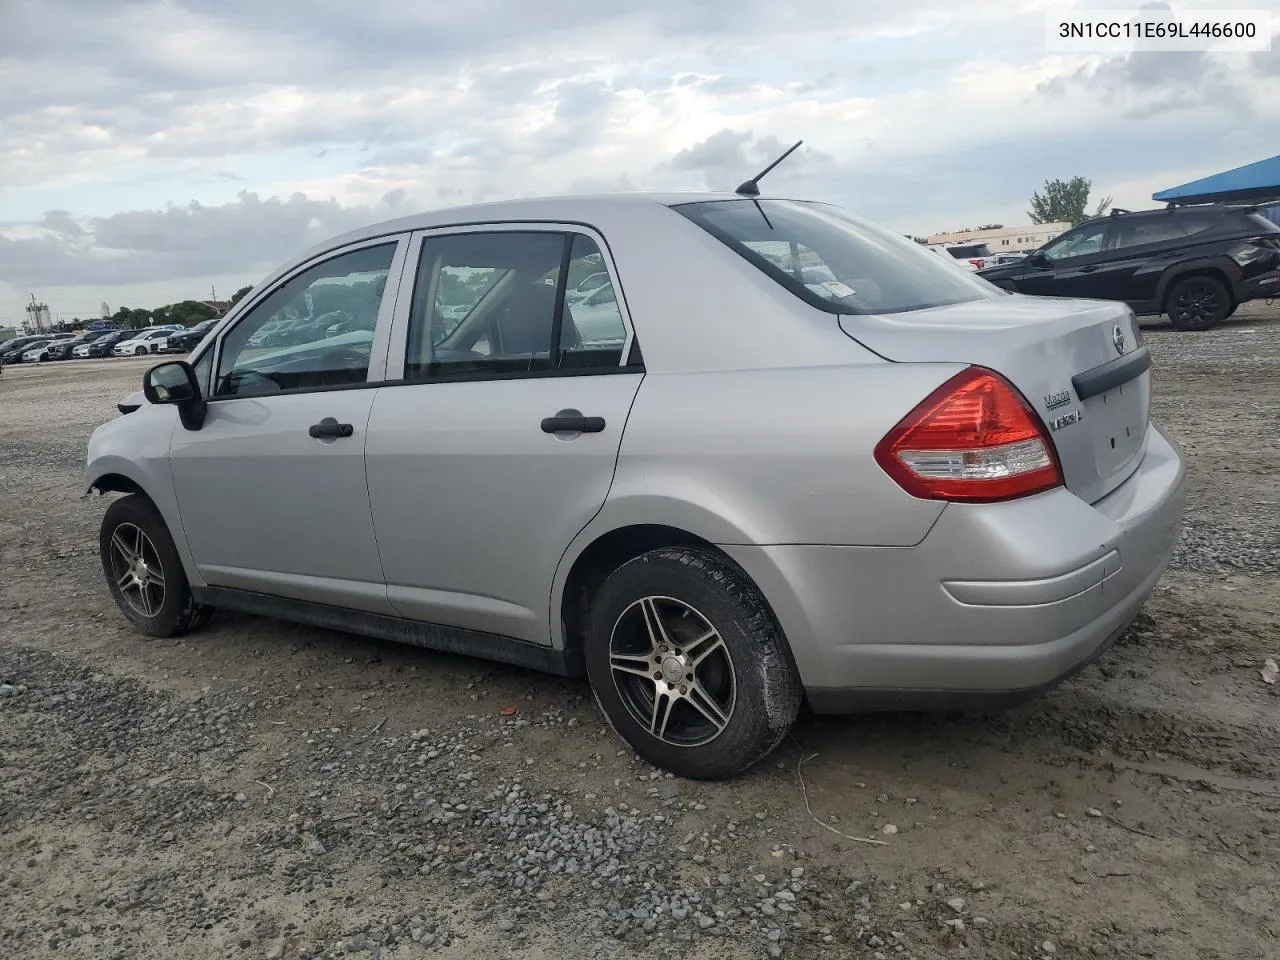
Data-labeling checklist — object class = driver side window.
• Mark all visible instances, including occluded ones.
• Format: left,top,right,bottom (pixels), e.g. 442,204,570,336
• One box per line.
214,243,397,398
1042,222,1108,263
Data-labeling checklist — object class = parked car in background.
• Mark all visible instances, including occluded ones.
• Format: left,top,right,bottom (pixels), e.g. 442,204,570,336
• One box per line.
113,329,176,356
988,252,1028,266
11,333,75,363
1,335,56,363
162,318,219,353
48,336,90,360
565,270,613,303
19,340,57,363
87,193,1185,781
49,330,111,360
927,242,993,271
978,205,1280,330
80,330,135,358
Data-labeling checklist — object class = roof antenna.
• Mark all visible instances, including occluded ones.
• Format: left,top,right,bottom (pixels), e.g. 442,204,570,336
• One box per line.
735,140,803,197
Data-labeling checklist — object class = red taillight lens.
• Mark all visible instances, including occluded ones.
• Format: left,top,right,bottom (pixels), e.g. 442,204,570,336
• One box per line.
874,367,1064,502
969,258,985,268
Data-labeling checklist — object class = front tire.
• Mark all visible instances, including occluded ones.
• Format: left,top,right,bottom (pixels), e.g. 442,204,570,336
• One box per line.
584,546,802,780
1166,275,1230,331
135,346,147,356
100,494,214,638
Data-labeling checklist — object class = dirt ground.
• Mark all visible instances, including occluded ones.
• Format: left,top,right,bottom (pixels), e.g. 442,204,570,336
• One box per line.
2,303,1278,960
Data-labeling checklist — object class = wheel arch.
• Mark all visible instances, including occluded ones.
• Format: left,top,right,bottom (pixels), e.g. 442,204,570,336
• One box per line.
1158,262,1237,313
88,471,147,497
551,497,788,666
85,455,206,589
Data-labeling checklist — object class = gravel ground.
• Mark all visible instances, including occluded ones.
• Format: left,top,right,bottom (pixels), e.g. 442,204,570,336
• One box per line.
2,303,1279,960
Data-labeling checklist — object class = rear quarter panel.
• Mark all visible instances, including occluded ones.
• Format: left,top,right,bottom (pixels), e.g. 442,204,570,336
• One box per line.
593,362,963,548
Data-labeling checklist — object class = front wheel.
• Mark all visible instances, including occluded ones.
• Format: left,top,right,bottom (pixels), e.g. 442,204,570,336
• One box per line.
134,346,148,356
100,494,214,638
1166,275,1230,331
584,546,802,780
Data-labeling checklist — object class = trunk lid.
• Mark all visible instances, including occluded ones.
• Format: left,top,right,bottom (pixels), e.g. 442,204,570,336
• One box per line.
838,295,1149,505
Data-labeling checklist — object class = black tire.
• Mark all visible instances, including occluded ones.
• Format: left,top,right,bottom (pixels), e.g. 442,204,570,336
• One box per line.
1166,275,1231,331
584,546,802,780
99,494,215,638
134,346,147,356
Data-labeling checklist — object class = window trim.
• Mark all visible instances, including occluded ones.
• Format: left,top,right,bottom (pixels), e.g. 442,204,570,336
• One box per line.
384,222,640,384
201,234,409,402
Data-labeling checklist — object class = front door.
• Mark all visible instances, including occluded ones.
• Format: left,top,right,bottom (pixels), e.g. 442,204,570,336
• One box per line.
169,237,406,613
1013,219,1113,299
365,226,643,643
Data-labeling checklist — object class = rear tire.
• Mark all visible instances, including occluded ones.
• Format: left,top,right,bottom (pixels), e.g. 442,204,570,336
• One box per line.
1166,275,1230,331
100,494,214,638
584,546,802,781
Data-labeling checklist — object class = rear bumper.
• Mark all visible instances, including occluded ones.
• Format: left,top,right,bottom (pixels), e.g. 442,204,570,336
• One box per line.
1236,270,1280,303
723,423,1186,712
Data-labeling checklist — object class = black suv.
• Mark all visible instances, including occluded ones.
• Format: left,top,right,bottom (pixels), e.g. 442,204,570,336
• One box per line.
162,317,218,353
978,205,1280,330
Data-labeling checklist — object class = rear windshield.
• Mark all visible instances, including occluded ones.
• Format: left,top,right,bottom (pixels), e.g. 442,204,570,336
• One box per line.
672,199,999,315
948,243,991,258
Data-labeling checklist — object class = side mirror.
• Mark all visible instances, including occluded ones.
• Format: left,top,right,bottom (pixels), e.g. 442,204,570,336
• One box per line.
143,360,207,431
1028,251,1049,268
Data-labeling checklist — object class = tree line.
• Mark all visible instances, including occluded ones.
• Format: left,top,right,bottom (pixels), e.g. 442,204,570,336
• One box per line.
55,285,254,332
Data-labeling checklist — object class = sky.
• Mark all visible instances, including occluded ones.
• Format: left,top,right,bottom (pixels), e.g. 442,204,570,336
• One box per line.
1,0,1278,327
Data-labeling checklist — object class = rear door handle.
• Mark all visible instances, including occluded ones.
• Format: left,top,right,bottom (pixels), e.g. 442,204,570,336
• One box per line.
541,415,606,434
308,417,354,439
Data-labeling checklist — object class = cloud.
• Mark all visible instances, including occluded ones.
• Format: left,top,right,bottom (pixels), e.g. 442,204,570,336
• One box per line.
0,191,414,289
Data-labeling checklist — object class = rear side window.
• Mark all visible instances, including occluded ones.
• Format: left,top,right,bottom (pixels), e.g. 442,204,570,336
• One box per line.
948,243,991,259
404,230,629,381
672,200,999,315
1111,217,1206,249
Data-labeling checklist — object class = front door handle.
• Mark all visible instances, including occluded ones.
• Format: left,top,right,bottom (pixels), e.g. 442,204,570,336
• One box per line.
541,415,606,434
309,417,354,439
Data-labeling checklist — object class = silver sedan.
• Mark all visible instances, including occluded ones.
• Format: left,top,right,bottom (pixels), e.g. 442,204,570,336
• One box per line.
85,194,1185,779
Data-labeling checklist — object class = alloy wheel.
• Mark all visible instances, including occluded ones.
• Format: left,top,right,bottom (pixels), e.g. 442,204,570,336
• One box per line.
1173,282,1221,327
107,522,166,618
608,596,736,747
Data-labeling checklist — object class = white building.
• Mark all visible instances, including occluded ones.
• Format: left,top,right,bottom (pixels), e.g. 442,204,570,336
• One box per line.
927,222,1071,253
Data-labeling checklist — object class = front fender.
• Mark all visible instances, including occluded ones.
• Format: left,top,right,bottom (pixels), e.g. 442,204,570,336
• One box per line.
84,411,204,588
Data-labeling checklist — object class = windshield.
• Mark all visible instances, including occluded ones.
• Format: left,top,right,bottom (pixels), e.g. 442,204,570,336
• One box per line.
672,199,999,315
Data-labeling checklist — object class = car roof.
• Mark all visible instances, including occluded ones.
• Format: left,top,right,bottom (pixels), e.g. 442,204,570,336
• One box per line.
1074,203,1258,228
294,192,762,260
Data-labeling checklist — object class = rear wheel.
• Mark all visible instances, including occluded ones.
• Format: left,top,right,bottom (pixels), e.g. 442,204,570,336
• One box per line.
1166,275,1230,331
584,546,802,780
100,494,214,638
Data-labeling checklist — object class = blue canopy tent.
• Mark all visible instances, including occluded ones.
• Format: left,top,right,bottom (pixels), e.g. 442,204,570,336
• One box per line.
1153,155,1280,223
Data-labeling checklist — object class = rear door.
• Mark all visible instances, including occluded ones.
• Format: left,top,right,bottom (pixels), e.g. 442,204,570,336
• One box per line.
365,225,643,644
1096,214,1216,308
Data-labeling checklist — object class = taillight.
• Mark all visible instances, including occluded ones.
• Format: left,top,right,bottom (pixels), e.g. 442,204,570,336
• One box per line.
969,259,985,268
874,367,1063,502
